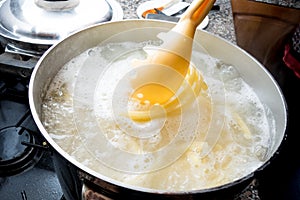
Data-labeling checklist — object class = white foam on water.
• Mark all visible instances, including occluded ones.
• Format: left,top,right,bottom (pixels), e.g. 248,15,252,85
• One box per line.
41,40,275,191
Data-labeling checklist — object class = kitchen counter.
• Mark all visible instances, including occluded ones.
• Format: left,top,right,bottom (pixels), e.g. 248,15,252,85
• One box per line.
116,0,237,44
252,0,300,8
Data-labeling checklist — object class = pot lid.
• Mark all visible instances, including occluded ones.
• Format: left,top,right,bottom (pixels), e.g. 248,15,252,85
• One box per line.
0,0,123,45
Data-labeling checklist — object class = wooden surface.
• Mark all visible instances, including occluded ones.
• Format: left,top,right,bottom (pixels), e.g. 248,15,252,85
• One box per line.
231,0,300,86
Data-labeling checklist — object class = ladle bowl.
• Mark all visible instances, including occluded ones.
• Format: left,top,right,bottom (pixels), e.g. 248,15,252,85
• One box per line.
129,0,216,121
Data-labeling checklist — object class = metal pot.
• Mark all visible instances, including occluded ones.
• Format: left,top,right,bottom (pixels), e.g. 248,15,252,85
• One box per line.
28,19,287,200
0,0,123,57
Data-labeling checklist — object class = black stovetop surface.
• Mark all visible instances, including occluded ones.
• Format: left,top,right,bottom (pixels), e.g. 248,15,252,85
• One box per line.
0,77,64,200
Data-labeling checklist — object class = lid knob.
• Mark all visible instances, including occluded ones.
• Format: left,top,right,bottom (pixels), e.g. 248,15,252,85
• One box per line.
34,0,80,11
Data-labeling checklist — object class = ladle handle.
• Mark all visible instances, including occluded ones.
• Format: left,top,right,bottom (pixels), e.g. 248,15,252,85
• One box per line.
173,0,216,37
181,0,215,25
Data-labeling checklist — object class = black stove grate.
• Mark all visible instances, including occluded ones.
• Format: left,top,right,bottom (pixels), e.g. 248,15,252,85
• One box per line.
0,73,63,200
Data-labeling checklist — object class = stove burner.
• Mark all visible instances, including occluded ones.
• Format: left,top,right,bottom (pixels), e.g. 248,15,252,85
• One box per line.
0,126,43,176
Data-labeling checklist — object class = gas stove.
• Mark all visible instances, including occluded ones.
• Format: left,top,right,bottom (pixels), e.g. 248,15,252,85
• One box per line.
0,1,299,198
0,56,64,199
0,0,123,198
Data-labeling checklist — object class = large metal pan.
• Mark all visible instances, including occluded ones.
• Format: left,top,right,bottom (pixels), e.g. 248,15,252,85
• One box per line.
29,19,287,200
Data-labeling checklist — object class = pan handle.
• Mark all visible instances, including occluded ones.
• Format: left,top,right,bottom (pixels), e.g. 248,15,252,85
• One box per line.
35,0,80,11
82,183,113,200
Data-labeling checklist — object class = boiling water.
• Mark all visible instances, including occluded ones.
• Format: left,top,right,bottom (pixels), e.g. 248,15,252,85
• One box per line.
41,41,275,191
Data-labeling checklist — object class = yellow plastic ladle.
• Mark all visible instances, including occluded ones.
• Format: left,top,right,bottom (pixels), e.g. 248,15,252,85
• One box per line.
129,0,215,120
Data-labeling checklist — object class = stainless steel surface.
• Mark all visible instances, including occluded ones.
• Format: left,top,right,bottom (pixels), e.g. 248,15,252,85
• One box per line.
35,0,80,11
28,20,287,199
0,0,123,46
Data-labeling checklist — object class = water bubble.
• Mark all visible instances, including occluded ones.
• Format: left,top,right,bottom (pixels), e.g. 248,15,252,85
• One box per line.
88,49,96,56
